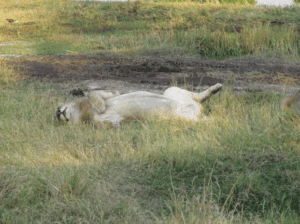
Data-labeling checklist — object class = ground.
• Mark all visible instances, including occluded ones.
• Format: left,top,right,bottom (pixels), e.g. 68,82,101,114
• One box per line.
5,54,300,95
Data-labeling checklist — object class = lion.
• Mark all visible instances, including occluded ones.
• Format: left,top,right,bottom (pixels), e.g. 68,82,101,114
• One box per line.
281,91,300,116
56,84,222,127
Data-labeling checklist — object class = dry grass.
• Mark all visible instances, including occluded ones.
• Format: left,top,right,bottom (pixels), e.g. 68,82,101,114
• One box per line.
0,0,67,26
1,0,300,222
0,0,299,59
0,59,27,86
1,81,300,222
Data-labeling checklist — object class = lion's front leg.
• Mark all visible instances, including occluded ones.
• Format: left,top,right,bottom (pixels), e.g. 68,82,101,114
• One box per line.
88,90,120,114
94,112,125,127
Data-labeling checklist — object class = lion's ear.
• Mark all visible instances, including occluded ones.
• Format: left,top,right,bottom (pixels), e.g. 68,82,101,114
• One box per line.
88,92,106,114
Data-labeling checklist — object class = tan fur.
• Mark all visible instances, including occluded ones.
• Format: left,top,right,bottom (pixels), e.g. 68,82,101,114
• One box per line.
88,92,106,114
282,96,300,115
57,84,222,127
76,100,94,124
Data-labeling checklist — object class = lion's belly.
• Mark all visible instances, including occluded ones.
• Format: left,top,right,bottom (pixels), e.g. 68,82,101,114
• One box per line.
105,94,175,119
104,92,201,121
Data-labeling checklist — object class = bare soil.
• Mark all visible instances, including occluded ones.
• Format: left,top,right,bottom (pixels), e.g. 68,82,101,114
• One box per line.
6,54,300,95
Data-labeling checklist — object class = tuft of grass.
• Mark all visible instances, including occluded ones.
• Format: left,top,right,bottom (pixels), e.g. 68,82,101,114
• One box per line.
0,165,156,223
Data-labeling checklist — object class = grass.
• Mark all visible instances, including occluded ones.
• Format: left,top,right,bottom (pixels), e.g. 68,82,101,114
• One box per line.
1,0,300,222
0,59,27,85
1,81,300,222
0,0,299,60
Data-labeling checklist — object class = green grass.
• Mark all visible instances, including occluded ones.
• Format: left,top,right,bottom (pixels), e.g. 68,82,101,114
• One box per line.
1,0,300,222
1,81,300,222
0,0,299,60
34,39,88,55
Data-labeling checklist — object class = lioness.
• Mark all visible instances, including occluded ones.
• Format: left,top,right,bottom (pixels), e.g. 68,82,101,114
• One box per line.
56,84,222,127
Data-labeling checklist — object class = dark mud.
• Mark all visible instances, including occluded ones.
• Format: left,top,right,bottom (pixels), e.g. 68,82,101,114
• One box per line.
6,54,300,91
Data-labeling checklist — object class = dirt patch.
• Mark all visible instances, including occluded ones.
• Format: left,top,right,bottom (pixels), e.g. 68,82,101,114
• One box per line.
5,54,300,94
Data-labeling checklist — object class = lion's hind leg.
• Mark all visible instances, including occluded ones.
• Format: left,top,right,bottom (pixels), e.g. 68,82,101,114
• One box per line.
163,83,222,104
94,112,125,127
191,83,222,103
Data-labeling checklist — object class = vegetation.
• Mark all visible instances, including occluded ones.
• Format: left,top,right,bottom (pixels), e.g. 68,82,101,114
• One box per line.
0,0,299,60
0,59,27,85
1,81,300,222
1,0,300,222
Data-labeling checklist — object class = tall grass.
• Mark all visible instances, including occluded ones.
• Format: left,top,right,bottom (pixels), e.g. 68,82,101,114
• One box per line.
1,81,300,222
